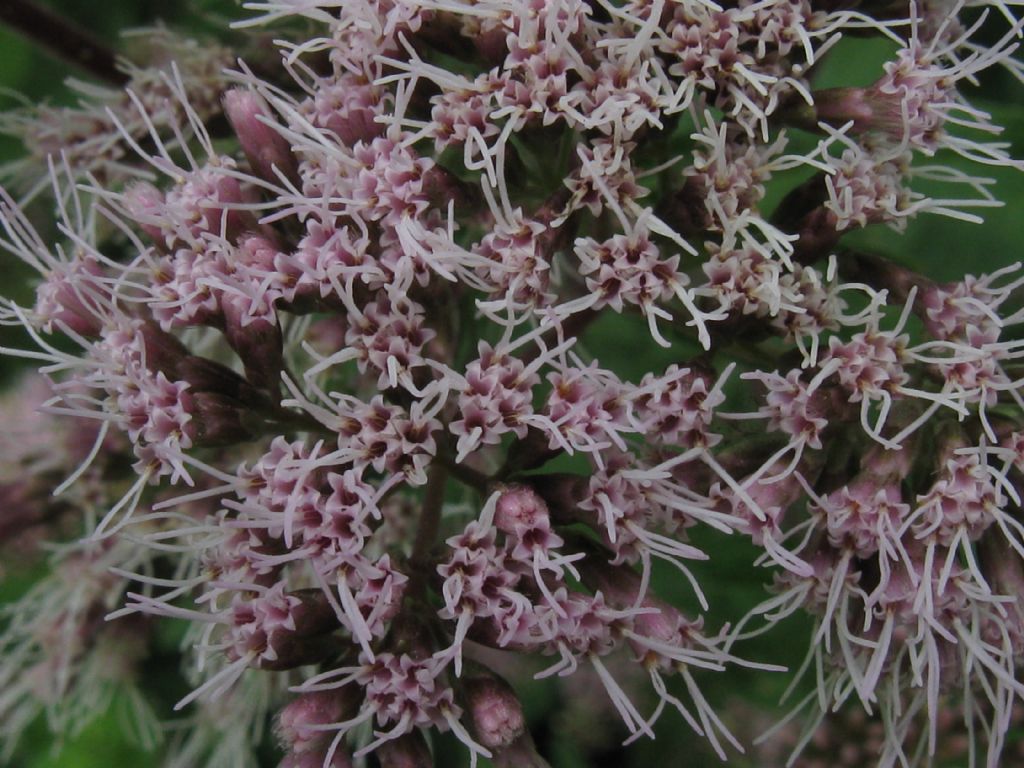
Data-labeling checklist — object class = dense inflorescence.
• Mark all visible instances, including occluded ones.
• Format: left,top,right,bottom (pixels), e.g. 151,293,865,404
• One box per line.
0,1,1023,767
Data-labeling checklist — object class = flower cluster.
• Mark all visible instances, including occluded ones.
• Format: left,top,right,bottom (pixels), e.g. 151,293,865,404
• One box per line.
0,1,1023,767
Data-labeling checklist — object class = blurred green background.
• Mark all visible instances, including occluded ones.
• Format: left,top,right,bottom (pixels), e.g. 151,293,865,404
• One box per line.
0,2,1021,767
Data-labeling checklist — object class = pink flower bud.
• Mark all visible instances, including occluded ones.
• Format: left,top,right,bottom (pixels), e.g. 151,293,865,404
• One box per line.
860,443,913,481
464,675,526,750
123,181,169,244
814,46,960,156
221,290,284,394
812,87,878,134
494,485,550,536
34,256,108,337
376,731,433,768
224,88,298,183
307,75,388,146
276,689,357,753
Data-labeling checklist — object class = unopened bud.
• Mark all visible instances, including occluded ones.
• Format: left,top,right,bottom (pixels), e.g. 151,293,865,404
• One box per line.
123,181,168,245
289,589,340,636
579,559,699,653
138,320,190,377
464,674,526,750
492,733,551,768
376,731,433,768
494,485,550,536
175,355,264,408
224,88,298,183
860,443,913,483
200,172,254,243
189,392,252,445
471,26,506,64
221,280,284,394
276,689,358,754
258,633,336,670
812,87,878,134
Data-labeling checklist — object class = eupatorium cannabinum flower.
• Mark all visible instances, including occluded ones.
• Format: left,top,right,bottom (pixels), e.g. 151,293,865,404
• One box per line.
0,1,1023,767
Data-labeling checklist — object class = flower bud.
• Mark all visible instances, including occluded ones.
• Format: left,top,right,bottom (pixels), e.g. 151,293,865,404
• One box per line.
578,559,699,656
175,355,266,408
494,485,550,536
201,172,254,243
376,731,433,768
123,181,169,245
188,392,253,445
224,88,298,183
221,287,284,395
813,58,950,154
466,22,506,64
35,257,108,337
812,87,878,134
276,689,358,754
138,320,190,378
464,674,526,750
290,589,340,635
257,633,337,670
492,733,552,768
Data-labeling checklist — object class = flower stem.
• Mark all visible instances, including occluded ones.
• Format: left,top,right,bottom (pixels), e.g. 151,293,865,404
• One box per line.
411,461,448,565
